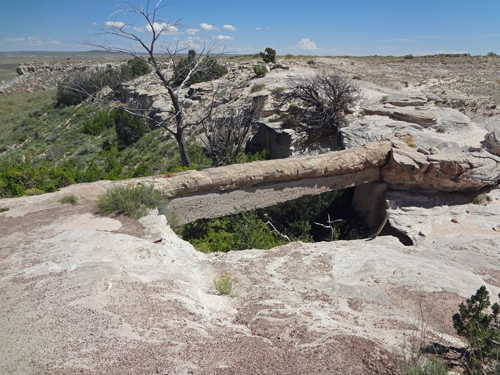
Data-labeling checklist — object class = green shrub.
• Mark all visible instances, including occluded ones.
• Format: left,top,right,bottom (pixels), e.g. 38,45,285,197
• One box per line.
453,285,500,368
307,60,315,65
0,207,9,213
237,149,269,163
251,83,266,93
281,114,301,129
114,110,145,147
83,110,115,136
97,184,169,220
185,210,287,253
174,50,227,86
253,65,267,77
25,188,44,196
399,358,448,375
260,47,276,63
213,273,238,296
473,193,492,205
56,67,128,106
59,195,78,205
404,54,415,59
125,57,151,77
271,87,285,96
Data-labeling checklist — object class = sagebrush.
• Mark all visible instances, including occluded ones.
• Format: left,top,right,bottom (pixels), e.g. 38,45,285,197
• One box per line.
97,184,169,219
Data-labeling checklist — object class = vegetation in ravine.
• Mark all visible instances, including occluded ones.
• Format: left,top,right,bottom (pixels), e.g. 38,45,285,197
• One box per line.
182,189,367,253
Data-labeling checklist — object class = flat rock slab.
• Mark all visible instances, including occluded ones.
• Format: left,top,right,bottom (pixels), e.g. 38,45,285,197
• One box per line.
2,186,500,373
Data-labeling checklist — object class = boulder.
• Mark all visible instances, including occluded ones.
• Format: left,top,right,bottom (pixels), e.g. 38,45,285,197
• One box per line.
482,116,500,156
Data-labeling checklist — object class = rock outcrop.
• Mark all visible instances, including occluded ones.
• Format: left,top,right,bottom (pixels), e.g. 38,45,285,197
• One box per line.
2,181,500,374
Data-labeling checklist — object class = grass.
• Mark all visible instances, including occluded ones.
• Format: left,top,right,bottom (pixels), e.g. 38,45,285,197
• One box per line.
399,358,448,375
472,193,492,205
213,273,238,296
271,87,285,96
97,183,169,219
250,83,266,93
59,195,78,205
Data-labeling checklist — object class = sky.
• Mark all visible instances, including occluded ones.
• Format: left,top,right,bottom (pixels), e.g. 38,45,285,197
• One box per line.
0,0,499,56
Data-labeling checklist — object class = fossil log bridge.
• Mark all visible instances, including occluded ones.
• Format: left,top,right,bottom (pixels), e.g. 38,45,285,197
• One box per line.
136,135,500,230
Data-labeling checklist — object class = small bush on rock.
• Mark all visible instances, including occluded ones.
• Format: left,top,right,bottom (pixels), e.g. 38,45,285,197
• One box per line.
59,195,78,205
399,358,448,375
253,65,267,77
213,273,238,296
97,184,168,219
251,83,266,93
472,193,492,206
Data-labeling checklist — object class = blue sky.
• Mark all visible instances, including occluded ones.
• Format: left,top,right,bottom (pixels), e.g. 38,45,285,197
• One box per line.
1,0,499,56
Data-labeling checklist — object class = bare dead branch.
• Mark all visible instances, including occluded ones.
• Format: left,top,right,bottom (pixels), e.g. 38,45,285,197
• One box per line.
282,70,361,130
265,221,292,243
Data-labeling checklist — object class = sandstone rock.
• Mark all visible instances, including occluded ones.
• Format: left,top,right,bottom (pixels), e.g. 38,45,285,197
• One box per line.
382,95,427,107
343,107,476,153
363,105,437,126
4,190,500,373
248,121,298,158
482,116,500,156
381,138,500,192
182,98,197,108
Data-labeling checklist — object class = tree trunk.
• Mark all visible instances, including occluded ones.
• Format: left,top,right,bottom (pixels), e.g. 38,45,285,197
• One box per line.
176,129,192,167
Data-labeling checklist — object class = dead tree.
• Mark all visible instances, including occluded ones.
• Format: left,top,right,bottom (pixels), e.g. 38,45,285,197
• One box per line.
199,104,261,166
282,71,360,130
70,0,225,167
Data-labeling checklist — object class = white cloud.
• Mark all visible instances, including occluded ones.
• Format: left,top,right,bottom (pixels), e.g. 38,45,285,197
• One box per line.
92,22,97,26
28,37,39,41
46,40,60,45
256,27,262,31
187,28,200,35
147,23,179,34
297,38,318,50
200,23,219,31
105,21,125,28
179,39,201,49
215,35,233,40
223,25,237,32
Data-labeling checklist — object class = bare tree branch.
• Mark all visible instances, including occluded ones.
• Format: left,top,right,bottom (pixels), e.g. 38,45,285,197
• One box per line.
282,71,361,130
68,0,228,167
